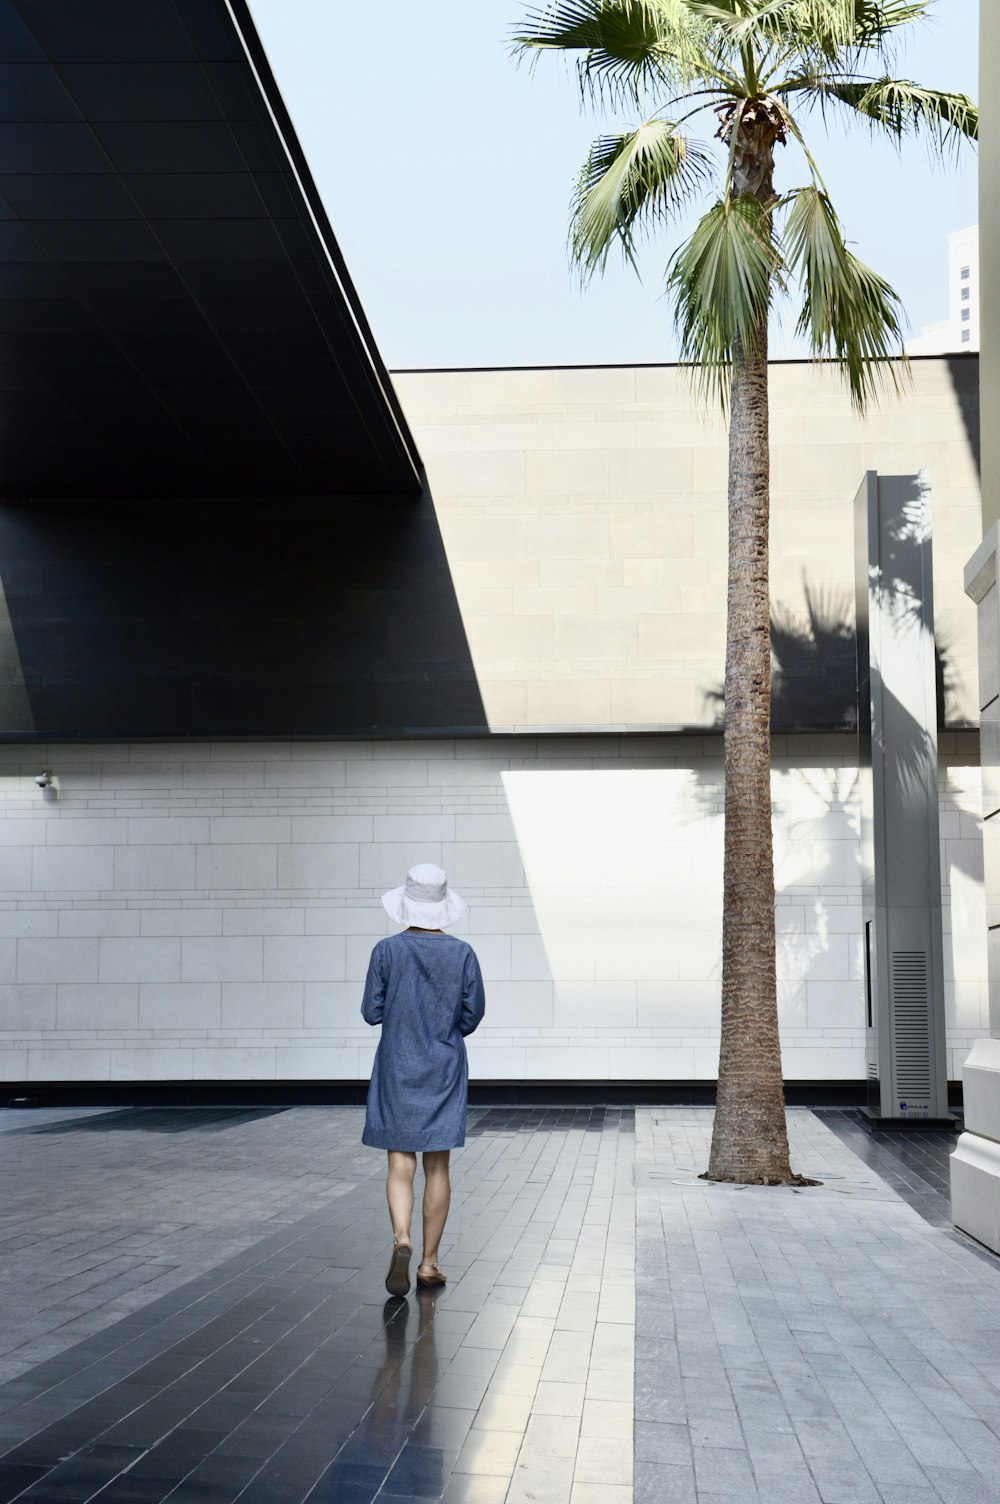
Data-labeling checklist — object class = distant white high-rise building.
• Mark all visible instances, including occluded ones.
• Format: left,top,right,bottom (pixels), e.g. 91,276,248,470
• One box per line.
905,224,979,354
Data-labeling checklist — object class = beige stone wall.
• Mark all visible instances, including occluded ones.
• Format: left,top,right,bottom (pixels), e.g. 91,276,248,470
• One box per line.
394,359,980,730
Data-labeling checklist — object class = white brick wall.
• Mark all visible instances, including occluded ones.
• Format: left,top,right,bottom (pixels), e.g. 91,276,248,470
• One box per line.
0,734,986,1084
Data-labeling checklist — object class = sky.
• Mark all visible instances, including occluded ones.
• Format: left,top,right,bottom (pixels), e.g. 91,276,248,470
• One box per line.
246,0,979,369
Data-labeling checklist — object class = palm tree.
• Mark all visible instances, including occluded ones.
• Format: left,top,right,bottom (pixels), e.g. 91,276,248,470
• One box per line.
512,0,976,1183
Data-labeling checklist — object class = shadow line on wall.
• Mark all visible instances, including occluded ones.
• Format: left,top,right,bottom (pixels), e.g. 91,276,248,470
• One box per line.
0,483,488,739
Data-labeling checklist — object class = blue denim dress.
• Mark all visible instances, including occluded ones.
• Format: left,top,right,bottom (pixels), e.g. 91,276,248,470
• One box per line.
361,931,486,1151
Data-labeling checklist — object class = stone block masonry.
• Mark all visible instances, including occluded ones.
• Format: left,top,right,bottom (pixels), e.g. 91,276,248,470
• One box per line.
0,733,986,1086
396,358,982,732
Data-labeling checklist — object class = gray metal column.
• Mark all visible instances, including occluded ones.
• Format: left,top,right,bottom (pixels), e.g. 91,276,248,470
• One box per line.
854,470,952,1127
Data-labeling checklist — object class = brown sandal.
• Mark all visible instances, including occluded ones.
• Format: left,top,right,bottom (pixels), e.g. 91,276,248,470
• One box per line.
386,1238,412,1297
416,1261,447,1288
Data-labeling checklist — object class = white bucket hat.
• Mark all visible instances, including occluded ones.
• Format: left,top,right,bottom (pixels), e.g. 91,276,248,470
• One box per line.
382,862,467,929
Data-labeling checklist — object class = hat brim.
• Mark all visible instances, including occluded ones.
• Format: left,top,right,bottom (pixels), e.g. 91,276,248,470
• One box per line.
382,886,467,929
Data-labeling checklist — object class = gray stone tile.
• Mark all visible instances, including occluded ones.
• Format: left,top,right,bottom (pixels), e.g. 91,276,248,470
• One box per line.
806,1461,883,1504
749,1473,824,1504
634,1460,697,1504
692,1443,756,1493
683,1375,737,1413
743,1426,806,1473
793,1414,860,1462
895,1426,980,1472
634,1420,692,1465
696,1494,761,1504
923,1467,1000,1504
633,1109,1000,1504
688,1409,744,1449
875,1489,944,1504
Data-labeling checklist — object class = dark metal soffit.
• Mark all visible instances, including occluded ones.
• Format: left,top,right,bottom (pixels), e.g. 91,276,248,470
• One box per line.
0,0,422,499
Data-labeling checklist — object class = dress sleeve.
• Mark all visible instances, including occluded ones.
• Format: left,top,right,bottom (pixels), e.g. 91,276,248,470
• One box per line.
458,947,486,1037
361,943,387,1025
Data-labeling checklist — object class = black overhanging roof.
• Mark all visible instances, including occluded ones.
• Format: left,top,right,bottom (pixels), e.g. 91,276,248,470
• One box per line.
0,0,422,499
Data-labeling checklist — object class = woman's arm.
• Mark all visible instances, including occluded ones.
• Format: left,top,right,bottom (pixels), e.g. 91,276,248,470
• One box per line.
361,943,387,1025
458,948,486,1037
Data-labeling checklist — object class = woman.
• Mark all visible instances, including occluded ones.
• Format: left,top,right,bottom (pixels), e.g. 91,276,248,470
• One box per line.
361,862,485,1297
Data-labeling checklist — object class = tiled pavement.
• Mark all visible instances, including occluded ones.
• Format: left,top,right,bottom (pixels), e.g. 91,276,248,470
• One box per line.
636,1108,1000,1504
0,1102,999,1503
0,1106,370,1383
816,1109,960,1230
0,1105,634,1503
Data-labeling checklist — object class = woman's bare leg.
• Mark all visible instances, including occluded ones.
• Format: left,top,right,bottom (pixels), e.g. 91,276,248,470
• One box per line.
386,1151,416,1245
420,1150,451,1271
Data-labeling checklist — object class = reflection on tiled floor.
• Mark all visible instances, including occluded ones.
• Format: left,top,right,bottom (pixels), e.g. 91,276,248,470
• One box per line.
0,1106,634,1503
6,1100,1000,1504
816,1108,958,1227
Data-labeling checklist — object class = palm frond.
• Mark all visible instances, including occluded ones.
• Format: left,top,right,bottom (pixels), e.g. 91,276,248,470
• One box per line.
511,0,716,105
572,121,715,278
667,195,781,405
685,0,793,41
782,185,905,410
686,0,929,88
852,0,933,47
687,0,929,58
816,77,977,157
514,0,969,419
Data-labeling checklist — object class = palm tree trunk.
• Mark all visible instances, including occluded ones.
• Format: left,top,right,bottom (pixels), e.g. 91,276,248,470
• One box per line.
705,315,797,1184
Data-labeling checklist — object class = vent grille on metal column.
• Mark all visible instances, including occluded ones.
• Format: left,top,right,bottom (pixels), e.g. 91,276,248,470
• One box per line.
890,950,931,1096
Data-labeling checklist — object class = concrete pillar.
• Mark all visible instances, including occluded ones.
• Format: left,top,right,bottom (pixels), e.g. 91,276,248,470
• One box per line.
854,471,951,1127
952,525,1000,1251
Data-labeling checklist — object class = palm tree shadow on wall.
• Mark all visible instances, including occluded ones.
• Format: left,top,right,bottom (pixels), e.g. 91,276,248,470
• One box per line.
704,554,981,901
705,575,960,732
